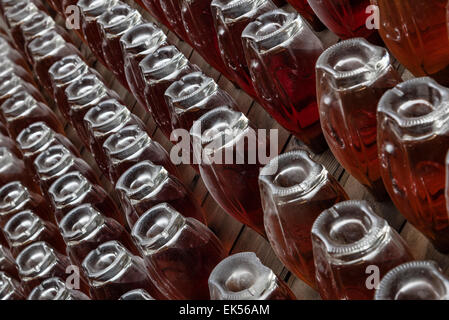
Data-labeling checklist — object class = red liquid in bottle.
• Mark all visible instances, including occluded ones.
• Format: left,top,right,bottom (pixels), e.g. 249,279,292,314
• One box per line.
120,23,168,109
0,147,40,193
83,99,150,175
103,125,178,183
141,0,170,27
116,161,205,227
0,245,19,281
287,0,326,31
159,0,189,40
34,145,100,194
0,59,36,88
132,203,225,299
60,204,139,267
0,75,45,109
0,37,31,73
242,9,326,154
140,45,200,139
0,272,25,300
48,171,125,225
28,277,91,300
0,133,21,158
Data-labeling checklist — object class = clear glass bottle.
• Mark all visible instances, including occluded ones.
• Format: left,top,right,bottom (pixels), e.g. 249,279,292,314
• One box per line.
208,252,296,300
48,55,93,121
190,107,270,237
116,161,205,227
28,277,91,300
307,0,376,40
316,38,402,200
4,1,39,53
179,0,232,78
0,36,30,72
311,200,413,300
103,125,177,183
16,122,79,171
3,210,65,257
374,0,449,85
375,261,449,300
132,203,225,299
0,57,35,87
0,245,19,280
0,181,53,227
120,23,167,109
139,45,200,139
16,241,73,295
211,0,277,98
77,0,120,66
258,150,348,288
119,289,154,300
242,9,326,154
1,91,63,139
378,77,449,252
0,75,45,111
60,204,139,267
27,30,80,95
83,98,148,174
82,240,164,300
97,3,143,89
34,145,99,195
0,272,25,300
65,74,120,146
48,171,124,225
0,147,39,193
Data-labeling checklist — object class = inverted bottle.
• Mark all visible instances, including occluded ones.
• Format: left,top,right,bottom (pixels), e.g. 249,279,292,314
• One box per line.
316,38,401,200
311,200,413,300
28,277,91,300
258,150,348,288
375,261,449,300
132,203,226,299
0,147,40,193
0,272,25,300
242,9,326,154
0,245,19,281
116,161,205,228
378,77,449,253
208,252,296,300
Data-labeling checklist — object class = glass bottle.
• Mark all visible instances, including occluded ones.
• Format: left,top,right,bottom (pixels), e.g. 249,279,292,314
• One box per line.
16,241,73,295
159,0,188,40
0,245,19,280
97,4,143,89
242,9,326,154
119,289,154,300
132,203,225,299
0,74,45,109
373,0,449,85
103,125,177,183
311,200,413,300
0,91,63,139
4,1,39,53
191,107,272,237
16,122,79,171
139,45,200,139
0,58,35,87
116,161,205,228
48,55,92,120
77,0,120,66
0,181,54,227
34,145,99,195
0,131,21,157
120,23,167,109
83,98,149,174
179,0,231,78
0,272,25,300
0,147,39,193
28,277,91,300
378,77,449,253
211,0,277,98
65,74,120,146
316,38,401,200
141,0,170,27
60,204,139,267
27,30,80,95
0,37,30,72
48,171,124,225
209,252,296,300
286,0,325,31
307,0,375,40
82,240,164,300
3,210,66,257
375,261,449,300
258,150,348,288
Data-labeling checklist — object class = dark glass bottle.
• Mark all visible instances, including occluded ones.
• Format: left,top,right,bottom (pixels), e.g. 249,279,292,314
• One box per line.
116,161,205,227
132,203,225,299
209,252,296,300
